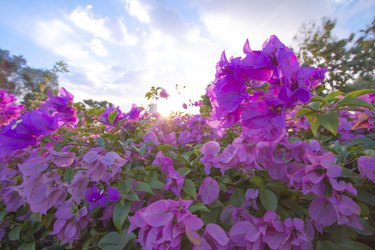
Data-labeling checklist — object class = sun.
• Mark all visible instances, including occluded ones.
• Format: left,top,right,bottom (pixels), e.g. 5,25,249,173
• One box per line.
157,99,179,117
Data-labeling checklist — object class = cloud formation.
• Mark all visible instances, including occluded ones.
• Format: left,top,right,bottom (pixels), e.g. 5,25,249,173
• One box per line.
27,0,374,112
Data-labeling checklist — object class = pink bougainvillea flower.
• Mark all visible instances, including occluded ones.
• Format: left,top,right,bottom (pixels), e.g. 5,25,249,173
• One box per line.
198,177,220,206
358,155,375,182
159,89,169,99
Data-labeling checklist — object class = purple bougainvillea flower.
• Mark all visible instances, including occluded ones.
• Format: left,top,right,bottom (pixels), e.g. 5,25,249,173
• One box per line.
125,103,142,120
280,218,310,249
47,147,76,168
201,141,221,155
141,200,174,227
0,109,57,157
20,172,66,214
203,223,229,249
107,187,121,202
85,186,108,209
308,197,337,232
43,87,77,127
52,202,91,244
358,155,375,182
159,89,169,99
328,191,362,230
182,103,188,109
165,168,185,197
18,156,49,177
130,199,203,248
198,177,220,206
99,106,123,125
2,185,23,212
143,131,160,144
0,89,24,126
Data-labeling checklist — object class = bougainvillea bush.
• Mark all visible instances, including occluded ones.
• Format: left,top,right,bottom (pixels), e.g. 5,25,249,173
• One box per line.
1,35,375,250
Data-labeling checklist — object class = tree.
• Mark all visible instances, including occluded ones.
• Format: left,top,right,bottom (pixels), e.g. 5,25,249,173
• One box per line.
0,49,67,106
82,99,114,109
293,17,374,91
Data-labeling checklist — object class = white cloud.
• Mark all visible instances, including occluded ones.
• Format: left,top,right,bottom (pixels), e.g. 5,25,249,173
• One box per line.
125,0,151,23
89,39,108,57
27,0,374,114
70,5,138,46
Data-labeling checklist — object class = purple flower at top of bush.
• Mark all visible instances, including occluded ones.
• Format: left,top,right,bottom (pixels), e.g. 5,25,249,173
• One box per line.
125,103,142,120
198,177,220,206
99,106,123,125
43,87,77,127
0,89,24,127
159,89,169,99
358,155,375,182
0,109,57,157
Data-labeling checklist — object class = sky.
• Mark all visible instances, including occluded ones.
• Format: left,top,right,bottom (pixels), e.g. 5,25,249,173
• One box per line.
0,0,374,115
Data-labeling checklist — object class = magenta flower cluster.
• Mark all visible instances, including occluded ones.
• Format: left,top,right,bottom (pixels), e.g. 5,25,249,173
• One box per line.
0,89,24,127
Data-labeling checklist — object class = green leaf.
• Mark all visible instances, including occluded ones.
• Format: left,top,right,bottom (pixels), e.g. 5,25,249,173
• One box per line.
157,144,175,151
295,108,314,118
118,179,133,194
113,201,131,231
325,91,344,102
357,190,375,206
9,225,21,241
135,182,153,194
95,107,106,116
63,168,74,182
108,110,118,123
97,230,136,250
336,98,373,110
0,209,7,223
311,96,328,104
316,112,339,135
344,89,375,99
338,241,372,250
189,203,210,213
316,241,340,250
259,189,278,211
126,192,140,201
183,179,197,200
307,115,319,137
177,167,191,176
149,179,165,189
249,176,264,187
308,101,322,110
17,242,35,250
230,189,245,207
96,137,105,147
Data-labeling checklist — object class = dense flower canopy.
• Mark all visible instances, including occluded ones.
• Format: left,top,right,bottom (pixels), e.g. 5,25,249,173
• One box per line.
0,35,374,249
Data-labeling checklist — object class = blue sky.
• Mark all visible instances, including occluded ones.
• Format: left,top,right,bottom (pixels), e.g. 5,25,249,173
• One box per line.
1,0,374,114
